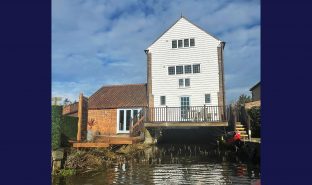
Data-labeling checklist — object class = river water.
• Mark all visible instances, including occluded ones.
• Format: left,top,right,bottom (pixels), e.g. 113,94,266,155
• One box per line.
53,144,260,185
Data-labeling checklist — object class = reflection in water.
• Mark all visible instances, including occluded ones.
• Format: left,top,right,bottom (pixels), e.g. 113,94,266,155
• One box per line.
53,144,260,185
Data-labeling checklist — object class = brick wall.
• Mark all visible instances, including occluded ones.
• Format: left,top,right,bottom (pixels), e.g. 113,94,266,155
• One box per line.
88,109,117,135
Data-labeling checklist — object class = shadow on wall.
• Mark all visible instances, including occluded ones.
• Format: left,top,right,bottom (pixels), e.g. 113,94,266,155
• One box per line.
148,127,226,144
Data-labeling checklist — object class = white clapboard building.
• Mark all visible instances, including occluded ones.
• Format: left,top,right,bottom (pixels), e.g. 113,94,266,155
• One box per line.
145,16,226,122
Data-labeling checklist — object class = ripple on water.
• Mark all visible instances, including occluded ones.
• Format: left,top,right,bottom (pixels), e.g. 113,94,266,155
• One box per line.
53,144,260,185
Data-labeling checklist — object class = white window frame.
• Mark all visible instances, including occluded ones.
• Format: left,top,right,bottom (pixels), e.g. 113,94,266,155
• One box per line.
184,65,192,74
176,65,184,74
205,94,211,104
190,38,195,47
168,66,175,75
160,96,166,106
193,64,201,74
178,78,191,88
116,108,142,134
172,40,177,48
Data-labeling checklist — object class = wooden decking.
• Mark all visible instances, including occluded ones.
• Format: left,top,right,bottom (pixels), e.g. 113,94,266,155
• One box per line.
72,135,144,148
144,121,228,128
241,138,261,143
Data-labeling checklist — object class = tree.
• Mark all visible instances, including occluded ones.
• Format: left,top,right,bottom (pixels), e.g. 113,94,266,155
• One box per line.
63,98,72,106
235,94,251,108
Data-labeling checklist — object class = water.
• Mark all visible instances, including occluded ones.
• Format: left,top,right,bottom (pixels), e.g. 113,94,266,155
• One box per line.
53,144,260,185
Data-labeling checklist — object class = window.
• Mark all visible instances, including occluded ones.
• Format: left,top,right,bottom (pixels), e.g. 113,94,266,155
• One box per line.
205,94,211,103
184,39,189,47
160,96,166,105
178,40,183,48
179,79,184,87
176,66,184,74
190,38,195,46
172,38,193,49
184,65,192,74
172,40,177,48
168,66,175,75
179,79,190,88
185,78,190,87
193,64,200,73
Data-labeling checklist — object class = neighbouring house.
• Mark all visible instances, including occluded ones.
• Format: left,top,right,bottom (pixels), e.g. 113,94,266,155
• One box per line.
245,81,261,109
250,82,260,101
63,16,227,141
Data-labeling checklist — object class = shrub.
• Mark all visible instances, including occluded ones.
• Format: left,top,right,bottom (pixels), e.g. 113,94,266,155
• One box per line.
52,105,63,150
247,106,261,138
61,116,78,147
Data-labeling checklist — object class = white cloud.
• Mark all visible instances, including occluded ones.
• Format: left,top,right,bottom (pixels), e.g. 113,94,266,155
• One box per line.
52,0,260,103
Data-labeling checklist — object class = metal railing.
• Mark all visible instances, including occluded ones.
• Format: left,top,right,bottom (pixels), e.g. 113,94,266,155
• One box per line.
144,106,227,123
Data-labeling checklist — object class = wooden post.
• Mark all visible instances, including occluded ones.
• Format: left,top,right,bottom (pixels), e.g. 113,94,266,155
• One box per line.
77,93,83,142
247,114,252,140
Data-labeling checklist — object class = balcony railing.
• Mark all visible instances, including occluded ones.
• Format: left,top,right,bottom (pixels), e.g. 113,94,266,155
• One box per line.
143,106,227,123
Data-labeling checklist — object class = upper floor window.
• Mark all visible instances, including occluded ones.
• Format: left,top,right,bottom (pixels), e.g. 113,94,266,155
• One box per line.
168,66,175,75
160,96,166,105
179,78,190,88
193,64,200,73
178,40,183,48
190,38,195,46
176,66,184,74
172,40,177,48
179,79,184,87
184,39,189,47
205,94,211,103
185,78,190,87
184,65,192,74
171,38,195,48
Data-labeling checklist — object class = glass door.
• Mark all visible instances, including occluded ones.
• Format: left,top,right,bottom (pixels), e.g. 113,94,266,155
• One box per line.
181,96,190,120
118,109,141,133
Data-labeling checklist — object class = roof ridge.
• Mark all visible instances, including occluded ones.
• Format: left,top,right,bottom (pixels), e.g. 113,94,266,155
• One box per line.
102,83,147,87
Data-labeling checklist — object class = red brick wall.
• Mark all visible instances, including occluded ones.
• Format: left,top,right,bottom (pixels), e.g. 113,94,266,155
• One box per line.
88,109,117,135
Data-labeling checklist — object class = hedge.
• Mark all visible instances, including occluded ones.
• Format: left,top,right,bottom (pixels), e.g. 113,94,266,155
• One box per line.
52,105,62,150
247,106,261,138
61,116,78,147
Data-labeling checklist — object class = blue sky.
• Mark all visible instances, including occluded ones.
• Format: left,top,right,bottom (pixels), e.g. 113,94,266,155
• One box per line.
52,0,260,104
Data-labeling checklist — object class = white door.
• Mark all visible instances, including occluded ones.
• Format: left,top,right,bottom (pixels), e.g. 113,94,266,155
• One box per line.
117,109,141,133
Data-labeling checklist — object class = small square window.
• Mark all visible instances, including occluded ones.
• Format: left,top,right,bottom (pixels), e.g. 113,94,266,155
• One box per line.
176,66,184,74
184,65,192,74
184,39,189,47
193,64,200,73
185,78,190,87
179,79,184,87
172,40,177,48
168,66,175,75
178,40,183,48
160,96,166,105
190,38,195,46
205,94,211,103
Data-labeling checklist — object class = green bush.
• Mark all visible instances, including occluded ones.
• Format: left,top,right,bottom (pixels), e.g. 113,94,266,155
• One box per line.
52,106,63,150
61,116,78,147
247,106,261,138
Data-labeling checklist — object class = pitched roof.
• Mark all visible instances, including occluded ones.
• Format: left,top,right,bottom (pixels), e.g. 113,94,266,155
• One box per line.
88,84,148,109
147,16,223,49
249,81,260,91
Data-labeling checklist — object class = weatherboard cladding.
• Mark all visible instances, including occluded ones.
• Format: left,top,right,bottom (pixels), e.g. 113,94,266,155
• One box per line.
148,17,222,107
88,84,148,109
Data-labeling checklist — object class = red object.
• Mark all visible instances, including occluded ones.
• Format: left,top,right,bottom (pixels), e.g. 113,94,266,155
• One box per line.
226,132,241,143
